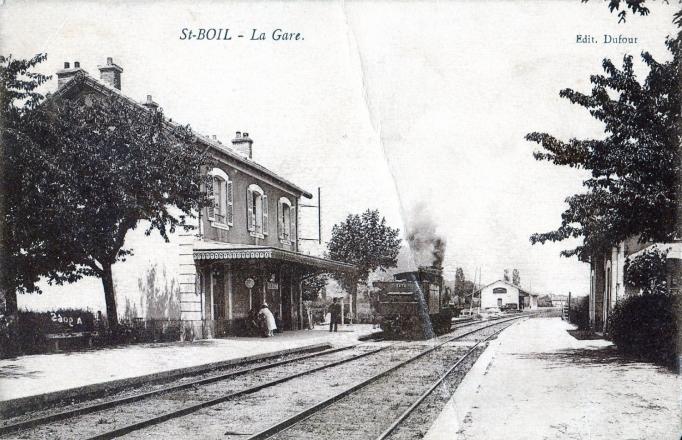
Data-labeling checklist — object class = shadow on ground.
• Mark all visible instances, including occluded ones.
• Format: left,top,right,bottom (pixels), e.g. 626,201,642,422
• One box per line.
0,364,42,379
514,346,667,371
566,329,604,340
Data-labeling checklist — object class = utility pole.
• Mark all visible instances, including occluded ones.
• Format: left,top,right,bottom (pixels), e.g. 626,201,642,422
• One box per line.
477,268,481,313
468,267,479,314
299,187,322,244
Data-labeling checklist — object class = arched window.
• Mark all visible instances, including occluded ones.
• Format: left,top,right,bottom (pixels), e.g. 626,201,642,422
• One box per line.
278,197,295,243
247,184,268,237
207,168,233,229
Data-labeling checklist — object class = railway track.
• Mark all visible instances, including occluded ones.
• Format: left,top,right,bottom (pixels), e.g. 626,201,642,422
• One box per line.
0,344,376,436
374,325,509,440
245,316,524,440
1,315,525,439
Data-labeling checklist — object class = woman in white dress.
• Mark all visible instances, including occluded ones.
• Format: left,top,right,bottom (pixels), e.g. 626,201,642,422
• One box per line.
258,304,277,337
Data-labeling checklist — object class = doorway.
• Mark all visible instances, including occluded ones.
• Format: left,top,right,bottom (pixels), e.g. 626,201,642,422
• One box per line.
281,277,292,330
211,267,228,337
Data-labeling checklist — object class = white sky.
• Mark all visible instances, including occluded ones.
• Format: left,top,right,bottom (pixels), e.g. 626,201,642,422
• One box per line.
1,0,677,306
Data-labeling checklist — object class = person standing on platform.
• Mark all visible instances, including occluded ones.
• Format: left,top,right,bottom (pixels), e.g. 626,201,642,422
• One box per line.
258,304,277,337
329,298,341,332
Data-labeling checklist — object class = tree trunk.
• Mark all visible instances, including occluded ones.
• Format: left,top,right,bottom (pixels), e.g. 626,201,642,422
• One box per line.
2,288,17,315
101,263,119,328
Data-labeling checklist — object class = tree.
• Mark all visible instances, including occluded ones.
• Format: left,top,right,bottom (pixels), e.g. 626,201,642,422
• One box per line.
624,246,670,294
454,267,466,297
452,267,475,305
526,30,681,260
581,0,682,24
301,274,328,301
327,209,401,312
453,267,473,297
1,54,52,314
503,269,510,282
581,0,652,23
512,269,521,286
7,74,209,327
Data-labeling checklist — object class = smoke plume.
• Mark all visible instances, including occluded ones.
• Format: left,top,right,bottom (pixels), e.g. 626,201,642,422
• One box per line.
406,204,446,268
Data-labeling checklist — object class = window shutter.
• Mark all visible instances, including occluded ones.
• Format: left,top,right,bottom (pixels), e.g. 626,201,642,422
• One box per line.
246,188,254,231
226,180,233,226
215,177,224,219
206,176,215,221
289,205,296,242
278,202,284,240
262,194,269,236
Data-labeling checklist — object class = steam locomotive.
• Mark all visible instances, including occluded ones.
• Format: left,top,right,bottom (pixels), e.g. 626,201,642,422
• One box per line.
373,266,459,339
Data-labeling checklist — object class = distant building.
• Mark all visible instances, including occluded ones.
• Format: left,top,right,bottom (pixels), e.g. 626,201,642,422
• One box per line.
42,57,355,338
548,294,569,308
475,280,538,311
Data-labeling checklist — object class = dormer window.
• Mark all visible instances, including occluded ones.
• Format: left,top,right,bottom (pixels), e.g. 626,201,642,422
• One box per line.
247,184,268,238
206,168,233,230
278,197,295,244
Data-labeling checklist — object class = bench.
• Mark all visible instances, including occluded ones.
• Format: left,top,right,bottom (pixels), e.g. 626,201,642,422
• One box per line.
45,332,99,351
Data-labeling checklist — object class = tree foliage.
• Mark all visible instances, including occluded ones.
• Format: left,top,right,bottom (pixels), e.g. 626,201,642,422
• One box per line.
582,0,651,23
302,274,328,301
327,209,401,286
512,268,521,286
4,70,209,325
624,246,670,294
526,32,681,259
1,54,52,313
581,0,682,24
453,267,475,301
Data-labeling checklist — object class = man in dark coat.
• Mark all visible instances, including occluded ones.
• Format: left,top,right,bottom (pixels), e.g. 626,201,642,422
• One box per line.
329,298,341,332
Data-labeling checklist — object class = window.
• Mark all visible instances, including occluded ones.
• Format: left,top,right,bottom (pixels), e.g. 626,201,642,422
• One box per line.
206,168,233,229
247,184,268,237
278,197,295,243
492,287,507,294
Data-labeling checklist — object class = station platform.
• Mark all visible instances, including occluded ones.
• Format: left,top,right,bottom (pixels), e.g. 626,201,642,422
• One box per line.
0,323,378,415
425,317,680,440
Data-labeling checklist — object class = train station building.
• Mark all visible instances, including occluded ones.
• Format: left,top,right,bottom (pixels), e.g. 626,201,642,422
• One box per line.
39,57,356,338
586,238,681,333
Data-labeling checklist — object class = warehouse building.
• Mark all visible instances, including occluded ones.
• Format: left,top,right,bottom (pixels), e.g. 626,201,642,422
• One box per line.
476,280,538,311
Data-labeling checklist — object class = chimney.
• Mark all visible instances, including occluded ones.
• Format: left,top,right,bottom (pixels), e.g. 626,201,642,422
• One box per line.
142,94,159,111
231,131,253,159
56,61,85,89
98,57,123,90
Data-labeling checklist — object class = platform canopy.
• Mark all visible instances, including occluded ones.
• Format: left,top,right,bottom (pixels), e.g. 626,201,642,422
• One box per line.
193,241,356,275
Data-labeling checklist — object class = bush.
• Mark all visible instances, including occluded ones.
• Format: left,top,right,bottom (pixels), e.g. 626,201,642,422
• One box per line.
1,309,97,357
108,319,184,345
0,313,20,357
568,295,590,330
608,293,679,368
